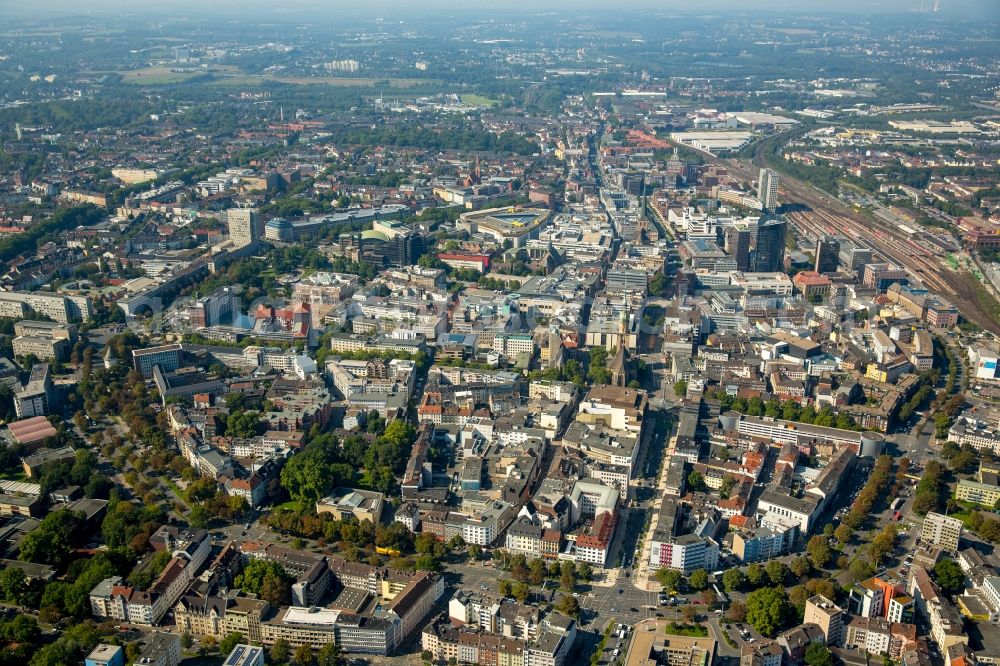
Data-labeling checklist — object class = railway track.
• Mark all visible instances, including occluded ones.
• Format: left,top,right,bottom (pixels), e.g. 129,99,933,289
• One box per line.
702,143,999,331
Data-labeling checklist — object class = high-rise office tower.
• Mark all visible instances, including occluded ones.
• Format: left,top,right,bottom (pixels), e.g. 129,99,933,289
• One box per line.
752,218,787,272
725,227,752,272
227,207,260,247
815,236,841,273
759,168,779,212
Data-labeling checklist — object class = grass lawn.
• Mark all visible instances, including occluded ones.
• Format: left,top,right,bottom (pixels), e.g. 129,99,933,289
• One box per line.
966,272,1000,325
161,477,189,507
118,64,240,85
118,66,203,84
269,76,439,88
460,93,498,106
951,499,995,527
665,622,709,637
210,75,267,87
180,656,224,666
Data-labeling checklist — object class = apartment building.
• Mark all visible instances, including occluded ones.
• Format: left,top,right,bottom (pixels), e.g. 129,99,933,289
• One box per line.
13,363,54,418
844,617,918,659
174,596,270,643
12,320,75,361
920,512,963,552
732,519,798,563
506,519,545,558
136,632,182,666
955,461,1000,507
756,491,819,533
0,290,91,323
133,344,184,378
90,529,212,626
649,533,720,574
804,595,845,646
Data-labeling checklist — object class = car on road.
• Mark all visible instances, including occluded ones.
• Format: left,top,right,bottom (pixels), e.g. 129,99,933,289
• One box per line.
618,588,624,594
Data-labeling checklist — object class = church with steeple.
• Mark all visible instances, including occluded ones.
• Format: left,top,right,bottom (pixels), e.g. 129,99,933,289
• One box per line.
462,155,483,188
608,307,634,387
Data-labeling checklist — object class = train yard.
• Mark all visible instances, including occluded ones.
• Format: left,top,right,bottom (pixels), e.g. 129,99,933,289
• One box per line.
694,145,1000,334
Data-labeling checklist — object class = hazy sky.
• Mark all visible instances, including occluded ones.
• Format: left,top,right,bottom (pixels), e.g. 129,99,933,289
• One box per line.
2,0,998,18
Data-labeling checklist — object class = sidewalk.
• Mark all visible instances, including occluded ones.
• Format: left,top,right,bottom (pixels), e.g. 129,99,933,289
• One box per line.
592,568,621,588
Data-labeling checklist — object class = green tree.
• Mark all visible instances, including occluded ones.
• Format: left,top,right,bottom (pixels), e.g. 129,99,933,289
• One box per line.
687,471,705,492
688,568,709,591
415,554,441,572
271,639,291,664
765,561,789,586
781,400,801,421
722,568,746,593
559,561,577,591
745,587,795,638
790,556,812,578
26,619,104,666
950,448,977,474
292,644,314,666
656,568,683,592
226,410,262,438
219,632,244,655
555,594,580,617
649,271,669,297
189,504,211,529
849,558,875,583
804,642,834,666
674,380,688,398
870,526,898,565
19,510,83,566
280,447,345,504
719,475,738,498
0,614,39,643
235,559,293,605
316,642,344,666
806,535,832,568
933,558,965,595
376,521,414,553
588,347,611,385
528,558,546,585
0,567,28,604
746,563,767,588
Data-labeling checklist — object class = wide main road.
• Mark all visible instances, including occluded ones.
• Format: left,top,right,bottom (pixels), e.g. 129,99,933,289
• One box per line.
674,132,1000,335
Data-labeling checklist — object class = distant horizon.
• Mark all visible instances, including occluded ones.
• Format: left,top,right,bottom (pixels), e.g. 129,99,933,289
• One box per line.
1,0,998,21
